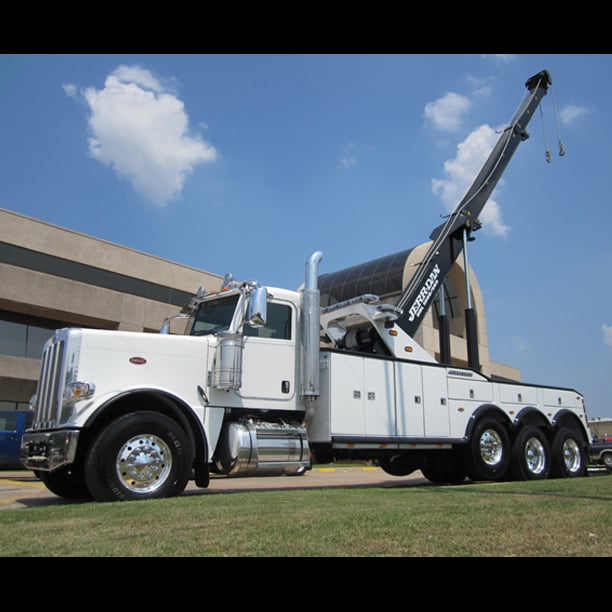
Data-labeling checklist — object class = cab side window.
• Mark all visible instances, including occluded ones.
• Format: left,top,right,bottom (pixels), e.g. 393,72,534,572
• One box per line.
245,302,292,340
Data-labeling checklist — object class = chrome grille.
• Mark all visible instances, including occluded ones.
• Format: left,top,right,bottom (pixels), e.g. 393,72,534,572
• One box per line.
34,337,65,429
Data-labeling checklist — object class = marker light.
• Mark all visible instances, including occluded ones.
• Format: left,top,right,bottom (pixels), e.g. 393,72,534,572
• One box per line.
63,382,96,406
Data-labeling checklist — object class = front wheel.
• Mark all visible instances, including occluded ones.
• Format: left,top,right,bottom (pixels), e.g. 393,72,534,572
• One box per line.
84,411,193,502
38,465,92,499
510,426,550,480
462,417,511,481
550,427,587,478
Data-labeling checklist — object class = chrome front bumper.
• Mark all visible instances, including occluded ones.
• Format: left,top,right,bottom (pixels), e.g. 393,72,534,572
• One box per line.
20,430,80,472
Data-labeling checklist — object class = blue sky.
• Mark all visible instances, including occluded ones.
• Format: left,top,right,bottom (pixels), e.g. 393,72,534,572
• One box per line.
1,53,611,419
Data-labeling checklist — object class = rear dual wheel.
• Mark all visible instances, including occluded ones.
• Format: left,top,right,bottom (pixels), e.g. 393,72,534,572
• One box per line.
510,426,550,480
550,427,587,478
462,417,511,481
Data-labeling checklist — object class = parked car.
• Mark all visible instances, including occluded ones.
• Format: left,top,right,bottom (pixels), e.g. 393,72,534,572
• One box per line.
0,411,34,469
588,442,612,473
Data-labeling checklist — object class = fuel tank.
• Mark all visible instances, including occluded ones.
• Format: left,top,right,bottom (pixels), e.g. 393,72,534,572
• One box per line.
213,418,311,476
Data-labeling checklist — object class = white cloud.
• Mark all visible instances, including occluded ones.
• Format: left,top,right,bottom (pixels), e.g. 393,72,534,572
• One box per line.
75,65,217,207
431,124,509,237
424,92,472,132
602,324,612,347
560,104,589,125
112,65,166,93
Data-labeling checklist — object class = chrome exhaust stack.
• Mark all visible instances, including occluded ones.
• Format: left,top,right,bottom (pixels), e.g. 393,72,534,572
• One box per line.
302,251,323,398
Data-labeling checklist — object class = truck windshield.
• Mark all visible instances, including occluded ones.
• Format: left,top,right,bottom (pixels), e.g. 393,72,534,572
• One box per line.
190,294,239,336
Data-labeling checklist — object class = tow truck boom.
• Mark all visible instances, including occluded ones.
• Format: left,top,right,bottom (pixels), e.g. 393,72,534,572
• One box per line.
395,70,552,338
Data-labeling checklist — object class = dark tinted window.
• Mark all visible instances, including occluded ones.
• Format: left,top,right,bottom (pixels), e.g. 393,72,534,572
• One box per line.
245,303,292,340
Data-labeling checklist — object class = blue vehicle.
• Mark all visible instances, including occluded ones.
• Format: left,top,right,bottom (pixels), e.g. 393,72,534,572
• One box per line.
0,411,33,468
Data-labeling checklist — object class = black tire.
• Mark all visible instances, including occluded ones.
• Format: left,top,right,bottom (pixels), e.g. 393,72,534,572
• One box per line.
550,427,587,478
421,454,467,484
510,426,550,480
462,417,511,481
84,411,192,502
38,465,92,499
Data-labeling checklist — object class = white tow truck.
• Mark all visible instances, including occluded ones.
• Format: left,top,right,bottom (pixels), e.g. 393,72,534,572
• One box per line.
20,70,591,502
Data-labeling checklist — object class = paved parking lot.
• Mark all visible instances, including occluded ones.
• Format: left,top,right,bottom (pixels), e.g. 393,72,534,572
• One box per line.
0,467,430,510
4,466,606,510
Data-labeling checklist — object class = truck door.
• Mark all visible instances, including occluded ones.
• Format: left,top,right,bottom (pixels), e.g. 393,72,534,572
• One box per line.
237,300,297,405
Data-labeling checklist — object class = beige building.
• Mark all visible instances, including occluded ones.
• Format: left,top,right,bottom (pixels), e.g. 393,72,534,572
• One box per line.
0,206,517,413
0,208,223,410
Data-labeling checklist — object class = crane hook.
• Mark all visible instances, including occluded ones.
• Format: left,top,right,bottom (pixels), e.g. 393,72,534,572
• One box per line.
558,141,566,157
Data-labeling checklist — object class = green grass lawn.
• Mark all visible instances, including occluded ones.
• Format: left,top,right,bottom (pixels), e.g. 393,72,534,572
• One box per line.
1,473,610,557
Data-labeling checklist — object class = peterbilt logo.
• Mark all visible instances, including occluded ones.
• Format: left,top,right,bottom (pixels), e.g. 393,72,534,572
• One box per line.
408,264,440,322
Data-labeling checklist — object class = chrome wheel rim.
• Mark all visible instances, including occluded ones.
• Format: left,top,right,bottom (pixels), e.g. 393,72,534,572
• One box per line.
562,438,581,474
116,434,172,494
479,429,504,466
525,437,547,475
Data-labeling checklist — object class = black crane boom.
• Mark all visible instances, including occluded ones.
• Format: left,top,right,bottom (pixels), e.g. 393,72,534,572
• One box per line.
395,70,552,338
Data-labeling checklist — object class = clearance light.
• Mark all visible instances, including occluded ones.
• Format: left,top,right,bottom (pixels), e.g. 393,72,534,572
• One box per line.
389,330,398,337
404,346,413,353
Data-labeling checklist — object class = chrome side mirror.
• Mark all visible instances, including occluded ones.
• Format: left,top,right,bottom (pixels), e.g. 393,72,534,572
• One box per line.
247,287,268,327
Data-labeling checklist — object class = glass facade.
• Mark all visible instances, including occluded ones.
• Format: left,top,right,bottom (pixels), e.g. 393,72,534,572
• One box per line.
0,401,30,411
0,311,67,360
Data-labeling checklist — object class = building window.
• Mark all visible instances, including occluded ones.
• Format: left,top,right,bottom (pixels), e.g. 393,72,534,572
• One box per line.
0,312,68,359
0,401,31,411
